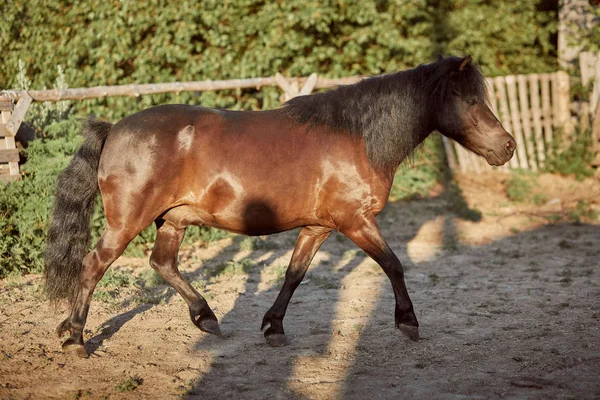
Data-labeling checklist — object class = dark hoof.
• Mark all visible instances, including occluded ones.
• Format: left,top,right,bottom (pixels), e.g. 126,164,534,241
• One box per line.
62,343,89,358
197,318,223,338
397,324,420,342
265,333,288,347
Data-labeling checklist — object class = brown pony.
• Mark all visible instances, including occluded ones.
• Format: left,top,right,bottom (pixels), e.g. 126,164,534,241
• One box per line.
45,55,515,357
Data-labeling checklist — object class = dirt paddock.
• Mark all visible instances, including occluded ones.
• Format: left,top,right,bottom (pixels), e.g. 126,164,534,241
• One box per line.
1,172,599,399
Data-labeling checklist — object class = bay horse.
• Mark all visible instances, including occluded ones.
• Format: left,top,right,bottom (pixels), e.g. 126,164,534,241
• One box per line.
45,55,516,357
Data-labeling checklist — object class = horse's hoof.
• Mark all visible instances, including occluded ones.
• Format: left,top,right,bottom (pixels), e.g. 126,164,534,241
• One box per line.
62,344,89,358
198,318,224,338
397,324,420,342
265,333,288,347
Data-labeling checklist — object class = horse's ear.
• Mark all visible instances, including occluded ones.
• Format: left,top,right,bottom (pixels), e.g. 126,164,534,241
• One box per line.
436,53,444,61
459,55,472,71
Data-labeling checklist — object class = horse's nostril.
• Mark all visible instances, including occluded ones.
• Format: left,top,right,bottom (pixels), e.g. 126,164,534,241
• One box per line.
506,139,516,153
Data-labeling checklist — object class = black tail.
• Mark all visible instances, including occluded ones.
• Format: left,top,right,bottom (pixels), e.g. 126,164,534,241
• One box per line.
44,118,113,304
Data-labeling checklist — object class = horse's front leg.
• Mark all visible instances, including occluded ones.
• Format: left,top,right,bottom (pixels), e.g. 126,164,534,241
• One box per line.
261,226,331,346
341,217,419,341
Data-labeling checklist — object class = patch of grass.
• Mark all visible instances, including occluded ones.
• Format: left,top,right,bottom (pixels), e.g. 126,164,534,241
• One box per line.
532,193,548,205
270,264,287,285
567,200,599,224
428,273,440,285
138,268,166,287
335,233,347,243
92,290,117,303
186,227,230,245
506,169,537,203
239,236,280,251
342,249,366,260
309,274,338,290
115,375,143,392
212,259,256,277
543,128,595,180
133,292,164,305
192,279,207,291
443,234,459,252
97,269,135,289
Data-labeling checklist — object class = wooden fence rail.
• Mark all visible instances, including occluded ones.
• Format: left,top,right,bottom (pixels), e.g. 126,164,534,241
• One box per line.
443,71,573,173
0,70,578,181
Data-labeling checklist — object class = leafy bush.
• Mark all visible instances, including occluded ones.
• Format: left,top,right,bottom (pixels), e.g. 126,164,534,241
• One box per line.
506,170,537,203
0,118,81,277
389,134,445,202
2,1,558,120
543,129,595,181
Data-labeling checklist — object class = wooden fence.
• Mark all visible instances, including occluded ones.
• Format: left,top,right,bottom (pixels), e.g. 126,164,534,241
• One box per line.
0,70,583,181
443,71,573,173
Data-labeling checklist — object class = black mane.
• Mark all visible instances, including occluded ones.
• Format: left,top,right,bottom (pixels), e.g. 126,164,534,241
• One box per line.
282,56,488,172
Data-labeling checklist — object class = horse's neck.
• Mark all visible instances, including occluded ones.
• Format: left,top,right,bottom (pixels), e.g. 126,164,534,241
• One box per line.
363,88,433,174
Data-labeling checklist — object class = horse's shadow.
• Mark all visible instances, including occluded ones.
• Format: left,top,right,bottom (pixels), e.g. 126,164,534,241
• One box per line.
86,303,153,354
85,233,248,352
182,194,455,398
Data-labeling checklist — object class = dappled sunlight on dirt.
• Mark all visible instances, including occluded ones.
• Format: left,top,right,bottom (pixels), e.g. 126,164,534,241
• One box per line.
1,172,599,399
407,215,444,263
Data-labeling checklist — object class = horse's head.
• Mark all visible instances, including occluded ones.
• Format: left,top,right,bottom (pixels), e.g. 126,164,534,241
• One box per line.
433,56,516,166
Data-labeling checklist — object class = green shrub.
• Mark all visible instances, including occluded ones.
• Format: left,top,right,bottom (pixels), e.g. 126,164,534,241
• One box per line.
97,268,136,289
543,129,595,181
211,259,256,277
390,134,445,202
567,200,599,224
2,1,558,120
506,169,538,203
0,117,81,277
115,376,143,392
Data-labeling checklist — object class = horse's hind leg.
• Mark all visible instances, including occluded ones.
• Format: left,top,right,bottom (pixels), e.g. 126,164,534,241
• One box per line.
150,219,221,336
261,226,331,346
57,226,136,357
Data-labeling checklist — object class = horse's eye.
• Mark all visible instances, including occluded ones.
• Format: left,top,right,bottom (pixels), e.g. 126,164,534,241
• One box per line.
466,98,477,106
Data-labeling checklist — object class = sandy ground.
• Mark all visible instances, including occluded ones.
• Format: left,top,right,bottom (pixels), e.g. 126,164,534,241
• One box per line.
1,172,599,400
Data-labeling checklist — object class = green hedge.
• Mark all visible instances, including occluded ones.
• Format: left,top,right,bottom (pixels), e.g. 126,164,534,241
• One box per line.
2,1,558,119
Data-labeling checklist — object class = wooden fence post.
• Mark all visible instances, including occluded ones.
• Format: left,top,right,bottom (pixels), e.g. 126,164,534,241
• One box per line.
275,73,318,102
528,74,546,167
0,93,31,182
555,71,573,146
494,76,520,169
